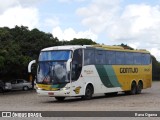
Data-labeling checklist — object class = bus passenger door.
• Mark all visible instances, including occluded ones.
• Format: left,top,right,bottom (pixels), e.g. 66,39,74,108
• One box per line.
71,49,84,95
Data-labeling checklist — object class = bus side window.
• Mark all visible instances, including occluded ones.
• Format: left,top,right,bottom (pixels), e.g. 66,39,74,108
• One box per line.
134,53,142,65
106,51,116,64
72,49,82,80
116,52,125,64
95,50,105,64
125,52,134,65
84,49,95,65
142,54,150,65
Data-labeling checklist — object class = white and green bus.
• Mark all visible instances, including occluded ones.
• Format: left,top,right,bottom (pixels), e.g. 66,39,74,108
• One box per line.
30,45,152,101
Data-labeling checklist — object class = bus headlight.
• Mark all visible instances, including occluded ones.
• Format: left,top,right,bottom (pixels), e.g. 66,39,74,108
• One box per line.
37,88,42,90
61,87,70,90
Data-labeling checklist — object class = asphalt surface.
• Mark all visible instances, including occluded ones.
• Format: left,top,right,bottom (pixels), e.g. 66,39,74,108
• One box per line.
0,81,160,111
0,81,160,119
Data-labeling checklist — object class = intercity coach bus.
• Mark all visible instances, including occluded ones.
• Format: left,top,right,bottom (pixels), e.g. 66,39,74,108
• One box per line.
30,45,152,101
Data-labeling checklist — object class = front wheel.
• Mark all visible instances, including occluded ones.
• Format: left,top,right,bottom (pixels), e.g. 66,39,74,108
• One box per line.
81,85,93,100
55,97,65,101
23,86,29,91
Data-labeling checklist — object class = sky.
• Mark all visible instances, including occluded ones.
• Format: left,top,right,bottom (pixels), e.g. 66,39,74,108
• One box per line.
0,0,160,61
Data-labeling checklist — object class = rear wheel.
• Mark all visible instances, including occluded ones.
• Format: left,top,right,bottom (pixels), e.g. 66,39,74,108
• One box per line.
130,82,137,95
136,81,143,94
125,82,137,95
55,97,65,101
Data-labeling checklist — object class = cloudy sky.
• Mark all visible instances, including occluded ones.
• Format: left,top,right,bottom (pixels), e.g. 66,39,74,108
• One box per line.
0,0,160,61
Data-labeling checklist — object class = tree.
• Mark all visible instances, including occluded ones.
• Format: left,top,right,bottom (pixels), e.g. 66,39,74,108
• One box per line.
152,55,160,80
0,26,98,80
69,38,96,45
120,43,134,50
1,26,160,81
0,26,60,80
59,38,96,45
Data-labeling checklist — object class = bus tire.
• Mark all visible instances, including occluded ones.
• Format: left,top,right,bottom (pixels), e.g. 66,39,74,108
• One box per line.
130,82,137,95
55,97,65,101
136,81,143,94
82,85,93,100
23,86,29,91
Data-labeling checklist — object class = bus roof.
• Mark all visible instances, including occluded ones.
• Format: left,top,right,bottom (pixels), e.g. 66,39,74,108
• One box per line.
41,45,86,51
41,45,150,53
91,45,150,53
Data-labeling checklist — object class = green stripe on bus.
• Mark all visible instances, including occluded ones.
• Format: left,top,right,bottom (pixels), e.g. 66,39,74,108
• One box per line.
95,65,121,88
104,65,121,87
95,65,114,88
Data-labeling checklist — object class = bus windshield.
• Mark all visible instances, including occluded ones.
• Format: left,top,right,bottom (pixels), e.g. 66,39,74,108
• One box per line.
37,50,71,84
39,50,71,61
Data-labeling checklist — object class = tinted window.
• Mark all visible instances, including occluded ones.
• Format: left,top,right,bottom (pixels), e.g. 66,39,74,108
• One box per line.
24,80,28,83
84,49,95,65
106,51,116,64
142,54,150,65
17,80,23,83
11,81,16,84
134,53,142,65
39,51,70,61
116,52,125,64
72,49,83,80
95,50,106,64
125,52,134,64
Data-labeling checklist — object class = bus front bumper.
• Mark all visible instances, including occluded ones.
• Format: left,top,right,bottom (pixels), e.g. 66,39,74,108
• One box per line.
36,89,71,97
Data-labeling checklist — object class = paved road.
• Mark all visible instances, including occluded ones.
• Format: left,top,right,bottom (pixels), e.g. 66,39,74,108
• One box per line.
0,81,160,111
0,81,160,120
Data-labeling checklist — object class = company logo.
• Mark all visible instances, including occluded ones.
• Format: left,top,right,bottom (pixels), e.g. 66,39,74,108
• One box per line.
1,112,42,118
84,70,93,74
120,68,138,73
2,112,11,117
73,86,81,94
